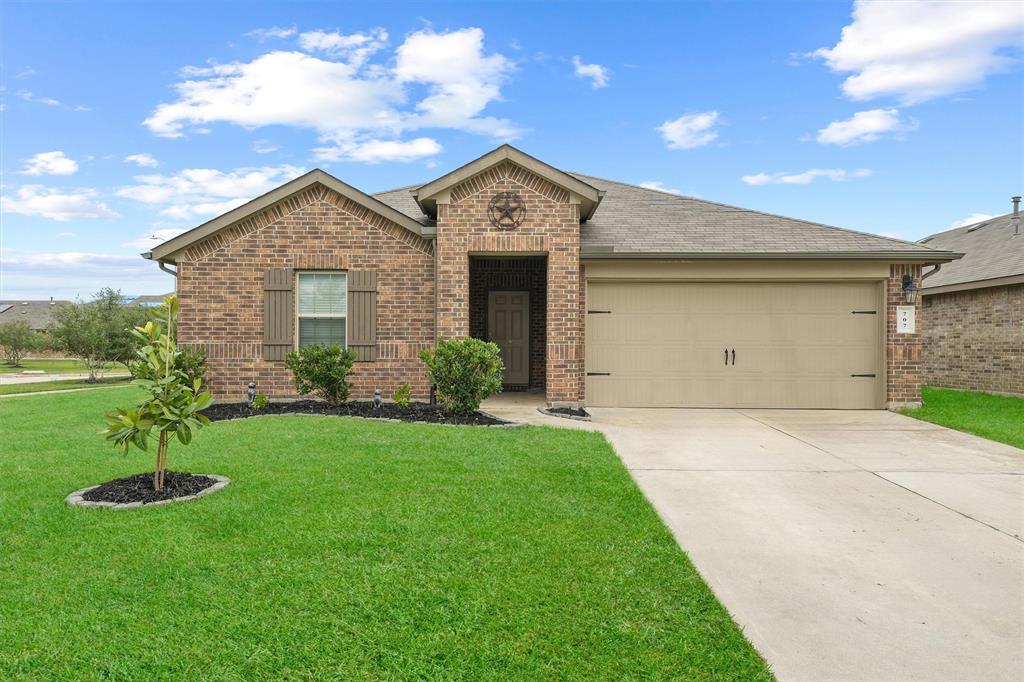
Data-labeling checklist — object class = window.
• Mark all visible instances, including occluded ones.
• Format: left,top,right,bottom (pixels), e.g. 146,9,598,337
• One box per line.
297,272,347,348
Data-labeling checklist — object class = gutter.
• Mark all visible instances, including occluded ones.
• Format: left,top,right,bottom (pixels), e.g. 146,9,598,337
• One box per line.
580,249,963,264
142,250,178,278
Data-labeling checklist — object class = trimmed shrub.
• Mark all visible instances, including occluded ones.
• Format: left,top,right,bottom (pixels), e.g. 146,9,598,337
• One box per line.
419,338,504,416
393,383,412,408
252,393,270,410
286,344,358,406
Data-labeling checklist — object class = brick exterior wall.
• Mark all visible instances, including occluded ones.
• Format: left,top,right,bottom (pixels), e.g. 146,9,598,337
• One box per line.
468,256,547,390
922,283,1023,396
886,264,924,407
177,183,435,402
435,161,583,405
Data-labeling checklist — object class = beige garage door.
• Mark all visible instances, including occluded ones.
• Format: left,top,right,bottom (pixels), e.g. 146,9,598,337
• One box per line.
586,281,883,408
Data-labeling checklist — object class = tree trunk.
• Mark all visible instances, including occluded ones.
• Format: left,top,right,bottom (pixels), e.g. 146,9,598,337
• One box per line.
154,430,168,491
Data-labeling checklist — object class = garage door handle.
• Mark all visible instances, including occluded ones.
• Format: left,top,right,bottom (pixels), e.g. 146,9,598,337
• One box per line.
731,349,736,366
850,373,876,378
724,349,729,365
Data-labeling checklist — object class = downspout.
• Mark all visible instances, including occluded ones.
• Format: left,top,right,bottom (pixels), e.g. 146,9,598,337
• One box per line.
922,263,941,280
158,261,178,277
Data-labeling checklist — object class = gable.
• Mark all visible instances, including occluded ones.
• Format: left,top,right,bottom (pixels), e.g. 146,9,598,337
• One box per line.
146,169,427,264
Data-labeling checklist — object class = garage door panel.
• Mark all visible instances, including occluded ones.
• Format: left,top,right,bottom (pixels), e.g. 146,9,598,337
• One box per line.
586,281,882,408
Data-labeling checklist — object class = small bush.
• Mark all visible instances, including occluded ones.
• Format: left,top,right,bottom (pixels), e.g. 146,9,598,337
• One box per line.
419,338,504,416
286,344,358,406
0,321,40,367
393,383,412,407
177,346,207,386
252,393,270,410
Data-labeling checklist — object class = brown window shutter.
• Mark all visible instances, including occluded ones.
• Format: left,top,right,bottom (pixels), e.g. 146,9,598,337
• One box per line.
263,268,294,361
348,271,377,361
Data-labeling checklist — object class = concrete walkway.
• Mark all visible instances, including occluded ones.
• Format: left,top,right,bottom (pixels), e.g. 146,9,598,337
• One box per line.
483,397,1024,681
0,371,130,385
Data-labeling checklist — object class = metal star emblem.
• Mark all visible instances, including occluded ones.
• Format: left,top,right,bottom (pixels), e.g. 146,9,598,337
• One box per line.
487,192,526,230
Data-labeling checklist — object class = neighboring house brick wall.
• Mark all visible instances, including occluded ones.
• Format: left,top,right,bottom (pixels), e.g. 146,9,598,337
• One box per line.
922,283,1024,395
435,161,583,405
468,256,547,390
886,264,924,407
177,184,435,402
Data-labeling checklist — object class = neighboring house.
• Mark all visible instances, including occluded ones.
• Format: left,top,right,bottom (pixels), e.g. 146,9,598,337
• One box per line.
125,293,174,307
919,199,1023,396
143,145,959,409
0,298,69,331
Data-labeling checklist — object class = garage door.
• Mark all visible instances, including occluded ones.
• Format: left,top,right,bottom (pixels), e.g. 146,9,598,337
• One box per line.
585,281,883,408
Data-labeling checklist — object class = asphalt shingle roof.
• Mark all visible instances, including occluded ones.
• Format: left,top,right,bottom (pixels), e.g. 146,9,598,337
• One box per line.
0,300,70,330
919,213,1024,289
373,174,953,259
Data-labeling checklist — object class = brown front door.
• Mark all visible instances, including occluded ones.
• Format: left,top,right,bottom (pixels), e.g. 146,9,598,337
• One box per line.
488,291,530,385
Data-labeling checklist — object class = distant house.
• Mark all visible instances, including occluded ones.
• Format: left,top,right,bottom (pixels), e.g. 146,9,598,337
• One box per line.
920,198,1023,396
0,299,70,331
125,293,174,308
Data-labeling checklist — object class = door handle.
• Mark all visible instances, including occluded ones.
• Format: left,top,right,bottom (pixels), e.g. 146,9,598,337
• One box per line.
731,349,736,366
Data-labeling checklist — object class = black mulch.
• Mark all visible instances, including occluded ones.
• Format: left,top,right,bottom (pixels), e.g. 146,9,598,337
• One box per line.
200,400,510,426
81,471,215,505
544,406,591,419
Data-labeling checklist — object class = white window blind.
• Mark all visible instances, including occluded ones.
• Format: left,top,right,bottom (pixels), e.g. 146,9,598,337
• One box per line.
297,272,347,348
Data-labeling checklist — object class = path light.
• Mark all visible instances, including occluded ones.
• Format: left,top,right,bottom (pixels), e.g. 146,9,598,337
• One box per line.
247,382,256,407
901,275,918,304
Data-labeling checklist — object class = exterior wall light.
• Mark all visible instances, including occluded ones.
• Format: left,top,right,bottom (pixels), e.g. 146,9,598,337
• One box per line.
901,274,918,304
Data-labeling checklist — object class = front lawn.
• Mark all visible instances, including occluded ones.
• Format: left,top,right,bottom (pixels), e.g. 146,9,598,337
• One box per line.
0,387,769,680
0,358,127,375
0,376,131,396
901,386,1024,449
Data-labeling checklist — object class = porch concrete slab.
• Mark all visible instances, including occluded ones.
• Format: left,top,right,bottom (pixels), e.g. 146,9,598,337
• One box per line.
513,406,1024,681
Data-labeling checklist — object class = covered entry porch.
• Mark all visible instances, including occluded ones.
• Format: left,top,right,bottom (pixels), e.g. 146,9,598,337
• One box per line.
469,255,547,392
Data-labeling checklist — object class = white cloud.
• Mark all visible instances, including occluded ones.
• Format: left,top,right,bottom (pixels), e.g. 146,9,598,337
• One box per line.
816,108,918,145
1,186,119,221
742,168,873,186
657,111,720,149
245,26,297,41
124,153,159,167
638,181,682,195
20,151,79,176
252,139,279,154
297,28,388,66
143,27,517,163
18,90,61,106
572,56,609,88
813,0,1024,104
117,165,304,221
313,137,442,164
950,212,997,228
0,249,172,300
121,227,190,250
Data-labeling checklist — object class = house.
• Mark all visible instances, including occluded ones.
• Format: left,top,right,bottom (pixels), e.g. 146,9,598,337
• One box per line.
125,293,175,307
919,198,1023,396
0,298,70,331
143,145,959,409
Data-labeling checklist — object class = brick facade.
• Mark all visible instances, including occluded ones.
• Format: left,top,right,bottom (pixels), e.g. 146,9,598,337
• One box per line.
886,264,924,407
468,256,547,390
922,283,1023,396
435,161,583,405
177,184,435,402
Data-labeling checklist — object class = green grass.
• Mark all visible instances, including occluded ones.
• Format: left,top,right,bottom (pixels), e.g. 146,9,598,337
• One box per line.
0,376,131,395
0,388,770,680
0,358,127,375
901,386,1024,449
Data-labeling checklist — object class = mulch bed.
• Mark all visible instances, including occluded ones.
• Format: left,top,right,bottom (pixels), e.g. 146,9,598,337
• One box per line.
200,400,510,426
81,471,216,505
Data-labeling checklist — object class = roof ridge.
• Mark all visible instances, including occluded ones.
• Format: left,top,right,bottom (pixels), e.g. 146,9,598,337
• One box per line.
569,173,944,252
919,211,1014,241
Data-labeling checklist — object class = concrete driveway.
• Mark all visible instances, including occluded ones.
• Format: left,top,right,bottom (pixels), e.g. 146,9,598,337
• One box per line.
486,399,1024,681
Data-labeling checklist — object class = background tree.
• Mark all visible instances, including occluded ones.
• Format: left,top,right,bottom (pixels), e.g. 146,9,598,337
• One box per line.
103,295,212,491
48,288,147,381
0,321,41,367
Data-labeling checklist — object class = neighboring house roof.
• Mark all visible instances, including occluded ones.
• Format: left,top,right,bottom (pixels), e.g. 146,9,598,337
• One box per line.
918,212,1024,292
0,300,70,330
126,293,174,307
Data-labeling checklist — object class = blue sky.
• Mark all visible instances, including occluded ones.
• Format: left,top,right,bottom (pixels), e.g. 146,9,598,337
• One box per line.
2,0,1022,299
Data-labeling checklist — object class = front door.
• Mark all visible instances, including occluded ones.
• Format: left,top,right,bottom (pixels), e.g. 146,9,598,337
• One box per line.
488,291,529,385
